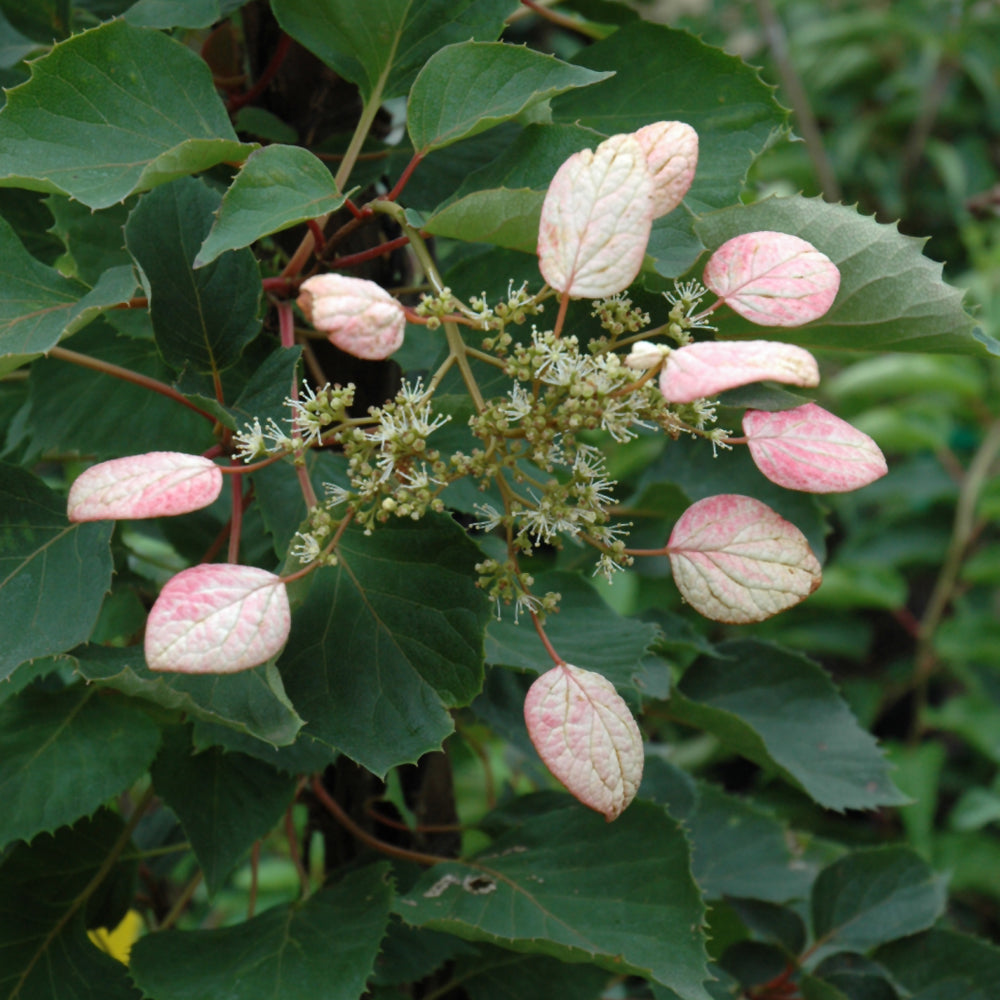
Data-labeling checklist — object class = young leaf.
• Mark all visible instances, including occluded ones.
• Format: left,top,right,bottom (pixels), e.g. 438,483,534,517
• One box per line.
0,19,252,210
537,132,654,299
298,273,406,360
195,145,347,267
667,494,821,624
145,564,291,674
702,231,840,326
407,41,613,154
633,121,699,219
659,340,819,404
743,403,888,493
524,663,643,821
67,452,223,522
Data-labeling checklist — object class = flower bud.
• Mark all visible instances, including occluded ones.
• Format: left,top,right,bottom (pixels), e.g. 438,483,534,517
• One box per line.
298,273,406,361
624,340,670,370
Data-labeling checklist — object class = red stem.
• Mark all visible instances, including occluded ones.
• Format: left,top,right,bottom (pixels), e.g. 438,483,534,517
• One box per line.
227,464,244,563
530,609,565,667
386,151,425,202
553,290,570,338
306,219,326,256
333,233,410,270
227,33,292,113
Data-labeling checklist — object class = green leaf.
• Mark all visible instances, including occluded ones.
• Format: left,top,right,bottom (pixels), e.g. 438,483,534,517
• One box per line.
150,726,297,896
670,640,907,811
0,683,160,850
0,20,253,209
484,570,662,703
278,515,489,776
811,847,946,961
196,145,347,267
0,0,70,43
397,797,711,1000
0,465,113,681
408,42,613,154
693,197,990,356
71,645,304,748
551,21,788,277
271,0,516,103
0,812,143,1000
0,213,136,369
876,930,1000,1000
411,188,545,253
130,863,394,1000
453,945,611,1000
124,0,222,28
125,177,261,375
45,197,133,288
25,322,212,461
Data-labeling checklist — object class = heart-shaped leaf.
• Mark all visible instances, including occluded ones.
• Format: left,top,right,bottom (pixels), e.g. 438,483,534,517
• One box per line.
145,564,291,674
537,132,653,299
632,120,698,219
67,452,223,522
703,231,840,326
667,494,821,623
658,339,819,404
743,403,887,493
524,663,643,821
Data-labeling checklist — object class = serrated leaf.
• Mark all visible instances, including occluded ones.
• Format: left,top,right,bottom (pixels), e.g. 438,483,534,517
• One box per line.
810,847,946,962
0,20,253,210
397,798,710,999
703,232,840,326
277,515,489,776
408,41,613,154
45,197,133,287
145,564,291,674
670,639,908,810
693,197,989,356
454,946,611,1000
67,451,223,522
271,0,515,103
0,684,160,850
126,177,261,375
875,930,1000,1000
538,132,653,298
551,22,788,278
150,727,296,896
743,404,887,493
130,863,392,1000
659,340,819,405
667,494,821,624
196,145,347,267
72,645,303,747
0,464,113,681
524,663,643,821
0,812,143,1000
0,213,136,368
124,0,222,28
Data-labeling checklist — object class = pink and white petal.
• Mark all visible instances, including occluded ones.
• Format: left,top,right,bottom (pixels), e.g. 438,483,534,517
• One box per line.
667,494,821,624
703,231,841,326
743,403,888,493
524,663,643,821
537,133,654,299
658,339,819,403
632,120,698,218
67,452,223,522
145,564,291,674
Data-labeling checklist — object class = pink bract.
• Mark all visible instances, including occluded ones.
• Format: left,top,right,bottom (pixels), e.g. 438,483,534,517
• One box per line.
667,494,822,623
67,452,223,522
537,132,654,299
145,563,291,673
659,339,819,404
632,120,698,219
298,273,406,360
743,403,888,493
524,662,643,821
703,231,840,326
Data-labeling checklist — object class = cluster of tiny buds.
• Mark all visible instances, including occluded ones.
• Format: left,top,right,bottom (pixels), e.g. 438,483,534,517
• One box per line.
663,280,715,345
473,558,561,622
591,293,650,337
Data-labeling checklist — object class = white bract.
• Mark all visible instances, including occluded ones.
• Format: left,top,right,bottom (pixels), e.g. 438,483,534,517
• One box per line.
298,273,406,360
667,494,822,623
537,132,654,299
67,452,222,522
524,662,643,821
703,231,841,327
659,339,819,404
743,403,888,493
145,563,291,673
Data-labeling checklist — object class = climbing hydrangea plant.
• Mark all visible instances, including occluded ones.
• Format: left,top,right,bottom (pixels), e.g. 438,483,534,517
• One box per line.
0,3,992,999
